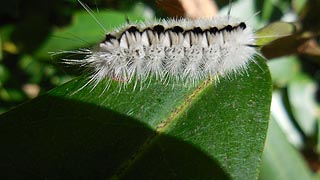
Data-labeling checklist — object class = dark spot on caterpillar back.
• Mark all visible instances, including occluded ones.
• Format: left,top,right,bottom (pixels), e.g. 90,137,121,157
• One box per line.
225,25,233,32
209,27,218,34
127,26,140,33
193,27,203,34
105,34,116,42
172,26,184,34
239,22,246,29
153,25,165,34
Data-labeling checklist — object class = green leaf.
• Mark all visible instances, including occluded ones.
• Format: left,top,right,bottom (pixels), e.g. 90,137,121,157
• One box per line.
318,118,320,154
259,116,315,180
287,75,318,136
256,21,296,46
292,0,308,13
0,56,271,179
267,55,301,87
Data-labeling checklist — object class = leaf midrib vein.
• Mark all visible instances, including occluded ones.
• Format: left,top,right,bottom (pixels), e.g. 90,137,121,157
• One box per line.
110,79,213,179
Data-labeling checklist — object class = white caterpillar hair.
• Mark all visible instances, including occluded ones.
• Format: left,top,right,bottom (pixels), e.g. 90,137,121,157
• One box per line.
64,4,257,91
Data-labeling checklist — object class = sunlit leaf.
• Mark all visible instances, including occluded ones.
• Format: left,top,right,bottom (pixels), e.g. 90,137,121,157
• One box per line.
0,56,271,179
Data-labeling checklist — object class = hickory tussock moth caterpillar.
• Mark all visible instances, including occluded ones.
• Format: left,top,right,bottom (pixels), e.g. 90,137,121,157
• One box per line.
63,1,258,92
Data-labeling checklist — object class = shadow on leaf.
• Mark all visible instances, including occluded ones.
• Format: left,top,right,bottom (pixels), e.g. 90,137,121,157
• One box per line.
0,94,229,179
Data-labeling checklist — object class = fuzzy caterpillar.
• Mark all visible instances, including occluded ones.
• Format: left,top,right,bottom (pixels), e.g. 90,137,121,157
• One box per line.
64,4,257,91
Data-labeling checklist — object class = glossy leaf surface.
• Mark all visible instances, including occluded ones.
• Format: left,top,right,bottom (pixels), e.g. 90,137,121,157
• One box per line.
0,56,271,179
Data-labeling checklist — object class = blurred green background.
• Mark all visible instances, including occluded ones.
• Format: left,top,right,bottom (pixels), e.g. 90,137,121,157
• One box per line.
0,0,320,178
0,0,156,113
